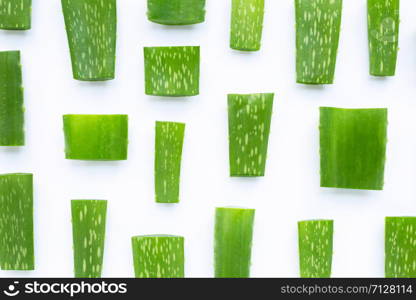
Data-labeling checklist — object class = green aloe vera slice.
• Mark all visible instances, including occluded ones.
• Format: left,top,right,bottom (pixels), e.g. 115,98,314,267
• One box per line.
0,173,34,270
71,200,107,278
367,0,399,76
320,107,388,190
230,0,265,51
155,121,185,203
61,0,117,81
144,46,200,97
295,0,343,84
385,217,416,278
298,220,333,278
228,93,274,177
0,51,24,146
214,207,255,278
147,0,206,25
63,114,128,161
132,235,185,278
0,0,31,30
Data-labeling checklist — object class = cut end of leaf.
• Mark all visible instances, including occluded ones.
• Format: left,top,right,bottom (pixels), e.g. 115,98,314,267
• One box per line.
385,217,416,278
71,199,107,278
0,173,34,270
155,121,185,204
131,235,185,278
63,114,128,161
0,0,31,30
298,219,333,278
147,0,206,25
214,207,255,278
320,107,388,190
228,93,274,177
367,0,399,77
295,0,343,84
230,0,265,51
0,50,25,146
61,0,117,81
144,46,200,97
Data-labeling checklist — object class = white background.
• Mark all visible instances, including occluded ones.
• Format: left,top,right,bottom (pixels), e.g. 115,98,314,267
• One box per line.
0,0,415,278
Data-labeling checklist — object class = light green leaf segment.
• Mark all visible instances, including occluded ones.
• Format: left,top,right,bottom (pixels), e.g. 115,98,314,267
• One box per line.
132,235,185,278
63,114,128,161
295,0,343,84
320,107,388,190
215,207,255,278
385,217,416,278
0,0,31,30
71,200,107,278
367,0,399,76
228,93,274,177
155,121,185,204
0,51,24,146
230,0,265,51
144,46,200,97
298,220,333,278
0,173,34,270
61,0,117,81
147,0,206,25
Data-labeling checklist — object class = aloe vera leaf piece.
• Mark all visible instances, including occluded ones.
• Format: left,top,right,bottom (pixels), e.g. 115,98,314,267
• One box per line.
155,121,185,203
0,0,31,30
295,0,343,84
131,235,185,278
63,114,128,161
214,207,255,278
144,46,200,97
228,93,274,177
0,51,24,146
230,0,265,51
0,173,34,270
71,200,107,278
320,107,388,190
61,0,117,81
298,220,333,278
385,217,416,278
367,0,399,76
147,0,206,25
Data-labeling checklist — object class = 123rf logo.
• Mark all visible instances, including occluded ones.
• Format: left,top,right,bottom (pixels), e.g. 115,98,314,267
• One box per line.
3,281,127,297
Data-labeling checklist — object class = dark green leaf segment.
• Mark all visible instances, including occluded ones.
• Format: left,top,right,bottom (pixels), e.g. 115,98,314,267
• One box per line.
320,107,388,190
147,0,206,25
295,0,343,84
61,0,117,81
0,173,34,270
215,207,255,278
71,200,107,278
367,0,399,76
155,121,185,203
63,114,128,161
298,220,333,278
230,0,265,51
132,235,185,278
228,93,274,177
385,217,416,278
144,46,200,97
0,51,24,146
0,0,31,30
